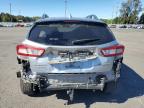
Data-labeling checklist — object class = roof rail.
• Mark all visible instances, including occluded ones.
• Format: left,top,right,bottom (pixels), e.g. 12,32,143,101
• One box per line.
86,15,99,20
41,14,49,19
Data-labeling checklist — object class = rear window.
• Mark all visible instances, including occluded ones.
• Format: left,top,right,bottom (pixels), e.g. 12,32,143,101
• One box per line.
28,21,115,46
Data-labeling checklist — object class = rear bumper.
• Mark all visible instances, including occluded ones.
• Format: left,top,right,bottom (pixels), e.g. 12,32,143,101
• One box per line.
17,57,122,90
22,71,117,90
45,82,105,90
36,72,116,83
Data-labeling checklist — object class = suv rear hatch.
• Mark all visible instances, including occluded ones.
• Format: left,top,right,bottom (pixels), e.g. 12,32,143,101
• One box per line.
18,20,120,73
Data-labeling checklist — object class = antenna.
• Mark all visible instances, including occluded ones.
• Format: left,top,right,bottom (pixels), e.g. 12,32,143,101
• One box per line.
18,9,21,15
111,7,114,24
10,3,11,14
64,0,67,17
10,3,12,22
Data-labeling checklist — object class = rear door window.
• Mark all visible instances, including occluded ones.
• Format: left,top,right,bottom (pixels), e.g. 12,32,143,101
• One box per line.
28,22,115,46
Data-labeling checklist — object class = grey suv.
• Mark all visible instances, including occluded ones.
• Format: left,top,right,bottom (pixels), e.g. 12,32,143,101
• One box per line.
16,18,124,102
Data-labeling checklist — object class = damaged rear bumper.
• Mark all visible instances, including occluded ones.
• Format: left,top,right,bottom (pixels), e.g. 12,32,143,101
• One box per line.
16,57,123,90
19,72,115,91
45,82,105,90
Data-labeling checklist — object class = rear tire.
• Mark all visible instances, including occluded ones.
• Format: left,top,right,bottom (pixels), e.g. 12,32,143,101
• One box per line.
103,81,117,94
20,79,39,95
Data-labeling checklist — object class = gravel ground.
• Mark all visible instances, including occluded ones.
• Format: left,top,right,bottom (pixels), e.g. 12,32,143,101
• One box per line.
0,27,144,108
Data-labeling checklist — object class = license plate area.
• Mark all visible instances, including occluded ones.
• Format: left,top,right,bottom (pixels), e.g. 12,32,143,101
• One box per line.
47,49,97,64
58,50,94,59
65,62,80,69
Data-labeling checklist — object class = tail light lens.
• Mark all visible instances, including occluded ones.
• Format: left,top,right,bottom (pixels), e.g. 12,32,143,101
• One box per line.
100,45,125,57
16,44,45,57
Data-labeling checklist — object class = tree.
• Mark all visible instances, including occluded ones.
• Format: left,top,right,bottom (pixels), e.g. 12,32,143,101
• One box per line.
113,17,121,24
0,12,41,22
32,16,41,21
1,13,9,22
0,15,1,22
100,19,113,24
119,0,142,24
139,13,144,24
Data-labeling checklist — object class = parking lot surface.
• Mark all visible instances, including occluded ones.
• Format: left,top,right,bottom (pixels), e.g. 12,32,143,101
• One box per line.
0,27,144,108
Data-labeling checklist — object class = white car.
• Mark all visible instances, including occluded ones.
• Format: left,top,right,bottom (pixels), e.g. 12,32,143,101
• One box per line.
16,18,125,102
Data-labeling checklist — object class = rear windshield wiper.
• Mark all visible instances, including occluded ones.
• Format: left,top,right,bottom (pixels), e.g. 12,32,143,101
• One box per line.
72,38,100,45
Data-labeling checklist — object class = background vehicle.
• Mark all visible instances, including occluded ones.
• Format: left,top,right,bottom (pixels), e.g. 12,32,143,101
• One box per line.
15,24,24,27
109,24,116,28
16,18,125,102
0,24,4,27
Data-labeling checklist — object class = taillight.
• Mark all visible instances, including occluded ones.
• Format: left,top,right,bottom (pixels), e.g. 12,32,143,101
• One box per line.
16,44,45,57
100,45,125,57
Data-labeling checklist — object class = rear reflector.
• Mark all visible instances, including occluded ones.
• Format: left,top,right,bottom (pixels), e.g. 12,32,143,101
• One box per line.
100,45,125,57
16,44,45,57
